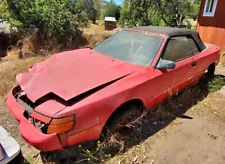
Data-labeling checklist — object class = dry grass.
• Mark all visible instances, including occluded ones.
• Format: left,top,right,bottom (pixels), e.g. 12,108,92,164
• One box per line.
0,23,113,101
83,23,105,34
83,24,114,47
1,23,113,61
220,52,225,65
0,23,113,99
0,56,49,98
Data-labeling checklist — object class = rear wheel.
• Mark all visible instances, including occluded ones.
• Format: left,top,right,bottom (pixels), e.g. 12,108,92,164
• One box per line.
206,63,215,78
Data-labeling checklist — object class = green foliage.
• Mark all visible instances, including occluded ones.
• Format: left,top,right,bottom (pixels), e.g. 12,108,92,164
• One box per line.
120,0,201,28
0,1,8,19
154,0,201,27
103,1,121,20
76,0,101,24
120,0,153,27
150,11,165,26
2,0,89,46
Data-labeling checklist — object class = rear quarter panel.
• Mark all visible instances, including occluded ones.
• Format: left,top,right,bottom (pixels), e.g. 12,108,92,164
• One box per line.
192,44,220,78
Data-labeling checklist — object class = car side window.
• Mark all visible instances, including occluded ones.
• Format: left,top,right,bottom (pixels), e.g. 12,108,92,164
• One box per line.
162,36,200,62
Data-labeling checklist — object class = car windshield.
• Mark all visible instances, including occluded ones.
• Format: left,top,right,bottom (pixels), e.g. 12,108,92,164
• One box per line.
93,31,164,66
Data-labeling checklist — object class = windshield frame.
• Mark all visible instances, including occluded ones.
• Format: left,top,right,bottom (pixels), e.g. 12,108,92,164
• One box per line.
93,30,166,67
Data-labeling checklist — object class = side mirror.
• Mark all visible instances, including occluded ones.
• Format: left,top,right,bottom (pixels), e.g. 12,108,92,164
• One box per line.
156,59,175,70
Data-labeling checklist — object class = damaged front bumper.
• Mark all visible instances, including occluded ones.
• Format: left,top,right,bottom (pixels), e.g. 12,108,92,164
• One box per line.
5,90,63,152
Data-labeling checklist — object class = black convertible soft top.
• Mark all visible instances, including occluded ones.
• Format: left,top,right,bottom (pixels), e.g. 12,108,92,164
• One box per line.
130,26,206,51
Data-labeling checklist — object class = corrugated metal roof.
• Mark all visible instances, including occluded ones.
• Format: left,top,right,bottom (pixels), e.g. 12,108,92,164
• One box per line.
104,17,117,22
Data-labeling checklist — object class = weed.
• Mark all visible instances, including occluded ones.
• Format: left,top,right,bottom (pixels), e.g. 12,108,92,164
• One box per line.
208,75,225,92
40,75,225,164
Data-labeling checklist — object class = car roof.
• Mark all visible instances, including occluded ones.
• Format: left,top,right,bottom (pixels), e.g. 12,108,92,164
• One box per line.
129,26,206,51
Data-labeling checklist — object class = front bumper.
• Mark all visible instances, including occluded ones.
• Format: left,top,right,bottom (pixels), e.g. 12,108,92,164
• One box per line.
5,90,63,152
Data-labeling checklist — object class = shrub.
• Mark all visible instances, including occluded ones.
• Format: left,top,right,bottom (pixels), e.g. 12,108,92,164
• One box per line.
103,1,121,20
5,0,89,48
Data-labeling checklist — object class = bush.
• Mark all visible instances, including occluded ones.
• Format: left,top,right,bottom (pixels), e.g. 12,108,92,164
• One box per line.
119,0,201,28
5,0,89,48
103,1,121,20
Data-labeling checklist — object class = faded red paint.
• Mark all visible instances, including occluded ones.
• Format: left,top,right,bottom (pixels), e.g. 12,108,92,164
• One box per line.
5,92,62,151
197,0,225,52
5,29,220,152
16,48,136,103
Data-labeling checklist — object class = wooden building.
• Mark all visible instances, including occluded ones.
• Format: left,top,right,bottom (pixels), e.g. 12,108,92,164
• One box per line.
197,0,225,52
104,17,117,31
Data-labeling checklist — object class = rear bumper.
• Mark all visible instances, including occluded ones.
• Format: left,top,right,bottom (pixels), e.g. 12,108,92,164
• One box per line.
5,90,63,152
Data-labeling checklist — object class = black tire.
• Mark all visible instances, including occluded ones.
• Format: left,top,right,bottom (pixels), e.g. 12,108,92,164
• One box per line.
104,104,143,134
206,63,215,78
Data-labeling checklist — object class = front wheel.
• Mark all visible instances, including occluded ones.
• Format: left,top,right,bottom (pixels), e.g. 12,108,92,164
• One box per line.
104,104,144,134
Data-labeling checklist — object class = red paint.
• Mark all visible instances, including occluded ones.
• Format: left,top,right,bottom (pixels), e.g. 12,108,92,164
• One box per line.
16,48,136,102
5,91,62,151
34,100,66,117
31,112,51,124
197,0,225,52
6,29,220,151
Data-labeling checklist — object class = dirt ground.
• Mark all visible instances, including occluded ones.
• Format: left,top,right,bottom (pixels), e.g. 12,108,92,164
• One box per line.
107,90,225,164
107,66,225,164
0,56,49,163
0,55,225,164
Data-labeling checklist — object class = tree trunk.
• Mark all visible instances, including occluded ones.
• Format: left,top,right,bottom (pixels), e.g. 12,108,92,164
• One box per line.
154,0,173,27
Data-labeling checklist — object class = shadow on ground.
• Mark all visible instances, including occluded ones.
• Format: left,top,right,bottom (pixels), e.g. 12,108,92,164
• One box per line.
39,75,225,164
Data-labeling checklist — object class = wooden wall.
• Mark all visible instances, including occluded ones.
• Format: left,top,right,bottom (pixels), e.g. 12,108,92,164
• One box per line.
197,0,225,52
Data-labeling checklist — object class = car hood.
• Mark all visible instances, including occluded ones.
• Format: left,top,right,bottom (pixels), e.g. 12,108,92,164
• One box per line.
16,48,137,103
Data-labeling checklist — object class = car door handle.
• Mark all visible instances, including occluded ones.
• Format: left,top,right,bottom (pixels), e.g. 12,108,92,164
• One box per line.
191,61,196,67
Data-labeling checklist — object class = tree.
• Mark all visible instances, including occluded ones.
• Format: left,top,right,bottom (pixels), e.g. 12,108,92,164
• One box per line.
82,0,99,24
3,0,89,46
120,0,201,28
120,0,153,27
103,1,121,20
154,0,201,27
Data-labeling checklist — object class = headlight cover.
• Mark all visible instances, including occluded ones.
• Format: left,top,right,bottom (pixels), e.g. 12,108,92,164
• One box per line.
47,115,75,134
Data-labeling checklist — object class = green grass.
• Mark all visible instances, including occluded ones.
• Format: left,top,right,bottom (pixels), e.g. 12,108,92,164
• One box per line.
208,75,225,92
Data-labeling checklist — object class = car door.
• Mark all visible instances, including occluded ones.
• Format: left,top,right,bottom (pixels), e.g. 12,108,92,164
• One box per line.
191,46,211,82
146,36,197,108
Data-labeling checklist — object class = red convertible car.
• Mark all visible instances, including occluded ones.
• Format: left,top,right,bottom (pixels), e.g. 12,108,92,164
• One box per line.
6,26,220,151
